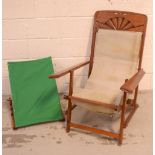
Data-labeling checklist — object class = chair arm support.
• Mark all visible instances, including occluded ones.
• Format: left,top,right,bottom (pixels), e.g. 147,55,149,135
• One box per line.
120,69,145,93
48,60,90,78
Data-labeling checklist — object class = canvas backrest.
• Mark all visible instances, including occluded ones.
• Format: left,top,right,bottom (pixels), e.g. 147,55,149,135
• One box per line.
87,29,142,93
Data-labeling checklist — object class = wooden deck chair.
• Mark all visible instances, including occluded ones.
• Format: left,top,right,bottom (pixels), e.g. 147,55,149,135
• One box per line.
48,11,147,145
8,57,64,129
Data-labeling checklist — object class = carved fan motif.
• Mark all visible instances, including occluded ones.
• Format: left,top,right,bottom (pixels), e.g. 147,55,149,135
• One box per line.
96,17,143,31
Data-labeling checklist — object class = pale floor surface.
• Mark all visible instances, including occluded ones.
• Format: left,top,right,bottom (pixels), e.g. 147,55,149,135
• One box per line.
2,91,152,155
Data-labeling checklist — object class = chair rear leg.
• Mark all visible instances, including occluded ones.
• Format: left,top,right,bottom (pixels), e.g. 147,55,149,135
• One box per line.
118,92,127,145
133,86,139,109
7,98,17,130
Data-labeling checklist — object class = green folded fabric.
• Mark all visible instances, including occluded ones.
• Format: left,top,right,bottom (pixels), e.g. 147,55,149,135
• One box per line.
8,57,64,128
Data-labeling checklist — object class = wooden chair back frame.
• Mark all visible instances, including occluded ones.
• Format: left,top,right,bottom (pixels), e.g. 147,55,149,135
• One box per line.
88,10,147,77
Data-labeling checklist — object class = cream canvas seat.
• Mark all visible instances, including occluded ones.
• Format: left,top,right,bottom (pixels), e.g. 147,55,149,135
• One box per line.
49,10,147,145
73,29,142,114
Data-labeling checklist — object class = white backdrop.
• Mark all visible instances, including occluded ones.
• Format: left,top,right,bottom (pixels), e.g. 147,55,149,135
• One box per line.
2,0,152,95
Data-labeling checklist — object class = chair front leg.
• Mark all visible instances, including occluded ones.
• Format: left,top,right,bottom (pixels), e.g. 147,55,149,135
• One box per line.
66,70,74,132
66,98,72,132
118,91,127,145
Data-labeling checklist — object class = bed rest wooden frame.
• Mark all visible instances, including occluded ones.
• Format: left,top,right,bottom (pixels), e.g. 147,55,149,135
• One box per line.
49,10,147,145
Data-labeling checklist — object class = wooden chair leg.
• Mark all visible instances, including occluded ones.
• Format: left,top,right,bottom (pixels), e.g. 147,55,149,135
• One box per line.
133,86,139,109
123,86,139,128
66,71,74,133
66,99,72,132
7,97,17,130
118,92,127,145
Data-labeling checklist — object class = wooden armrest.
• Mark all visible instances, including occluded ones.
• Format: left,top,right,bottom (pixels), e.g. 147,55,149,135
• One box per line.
120,69,145,93
48,60,90,78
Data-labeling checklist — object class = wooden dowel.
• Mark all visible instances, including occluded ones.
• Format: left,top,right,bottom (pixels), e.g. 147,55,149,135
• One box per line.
70,122,119,139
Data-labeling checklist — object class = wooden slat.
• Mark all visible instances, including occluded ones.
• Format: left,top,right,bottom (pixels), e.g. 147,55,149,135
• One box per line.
120,19,129,29
111,17,118,29
69,96,117,110
117,17,123,29
105,20,116,29
123,23,134,30
70,122,119,139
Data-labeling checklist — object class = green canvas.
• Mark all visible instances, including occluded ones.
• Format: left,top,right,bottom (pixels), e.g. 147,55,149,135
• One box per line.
8,57,64,128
